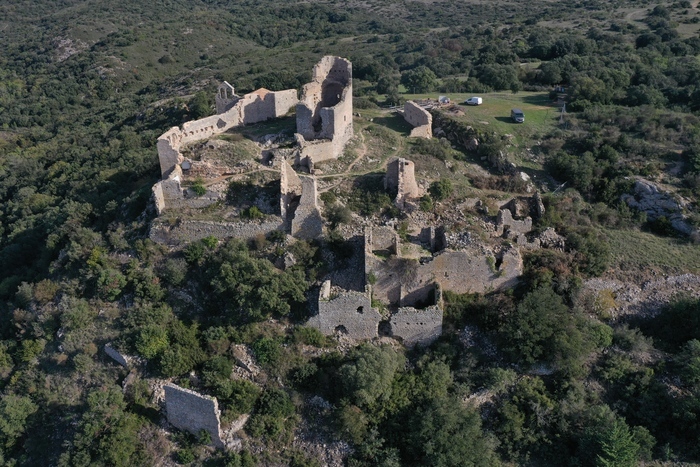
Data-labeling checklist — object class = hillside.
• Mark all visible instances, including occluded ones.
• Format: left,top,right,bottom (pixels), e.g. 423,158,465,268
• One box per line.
2,1,700,466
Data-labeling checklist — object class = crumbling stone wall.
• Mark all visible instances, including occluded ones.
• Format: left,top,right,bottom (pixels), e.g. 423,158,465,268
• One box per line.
495,208,533,238
296,56,353,164
280,160,302,222
390,305,442,347
164,383,224,448
364,225,399,256
290,176,324,239
385,158,421,209
216,81,237,113
308,281,381,339
150,217,285,245
157,83,297,179
403,101,432,138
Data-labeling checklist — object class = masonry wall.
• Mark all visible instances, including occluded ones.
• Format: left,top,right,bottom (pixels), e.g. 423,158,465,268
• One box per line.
427,247,522,293
495,209,533,237
309,283,381,340
404,101,432,139
390,305,442,347
164,383,224,448
296,136,337,165
291,176,324,239
156,88,298,180
150,217,285,245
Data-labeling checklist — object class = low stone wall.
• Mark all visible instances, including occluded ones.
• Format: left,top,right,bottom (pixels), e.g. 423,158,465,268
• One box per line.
404,101,432,139
164,384,224,448
150,218,284,245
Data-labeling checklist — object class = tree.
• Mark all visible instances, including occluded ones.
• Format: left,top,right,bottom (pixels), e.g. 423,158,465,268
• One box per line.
0,395,37,451
429,179,453,201
596,420,640,467
408,396,499,466
400,66,438,93
338,344,405,409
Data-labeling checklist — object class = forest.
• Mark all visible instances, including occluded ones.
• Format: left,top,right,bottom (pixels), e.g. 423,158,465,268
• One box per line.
1,0,700,465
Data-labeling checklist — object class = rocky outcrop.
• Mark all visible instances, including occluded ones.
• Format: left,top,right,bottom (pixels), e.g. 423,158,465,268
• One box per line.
622,178,697,236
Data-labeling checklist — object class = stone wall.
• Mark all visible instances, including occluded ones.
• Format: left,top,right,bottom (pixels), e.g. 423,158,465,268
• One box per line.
403,101,432,139
365,225,399,255
154,85,298,213
385,158,421,209
296,56,353,162
390,305,442,347
295,135,338,165
104,343,131,367
308,281,381,339
216,81,237,113
164,384,224,448
291,176,324,239
149,217,285,245
280,160,302,222
495,208,533,237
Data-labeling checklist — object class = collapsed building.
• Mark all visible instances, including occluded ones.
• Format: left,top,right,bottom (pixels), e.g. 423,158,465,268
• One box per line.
385,158,422,210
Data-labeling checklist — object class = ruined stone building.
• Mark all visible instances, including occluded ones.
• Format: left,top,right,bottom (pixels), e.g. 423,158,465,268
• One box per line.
295,56,353,166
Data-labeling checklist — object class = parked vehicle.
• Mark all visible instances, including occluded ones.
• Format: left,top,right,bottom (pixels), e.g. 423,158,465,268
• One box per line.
511,108,525,123
465,96,483,105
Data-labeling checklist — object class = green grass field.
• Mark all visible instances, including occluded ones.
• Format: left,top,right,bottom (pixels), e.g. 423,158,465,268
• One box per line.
404,91,562,145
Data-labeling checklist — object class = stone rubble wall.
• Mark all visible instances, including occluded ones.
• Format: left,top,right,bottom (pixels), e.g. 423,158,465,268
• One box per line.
149,217,284,245
427,247,522,294
495,209,533,237
154,87,298,212
295,135,338,165
366,225,399,254
280,160,302,221
164,383,224,448
403,101,433,139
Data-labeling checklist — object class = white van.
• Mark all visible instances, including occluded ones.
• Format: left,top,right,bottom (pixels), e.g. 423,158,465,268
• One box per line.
465,97,483,105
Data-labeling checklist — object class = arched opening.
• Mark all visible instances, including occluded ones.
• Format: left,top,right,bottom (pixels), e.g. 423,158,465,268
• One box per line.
334,325,348,335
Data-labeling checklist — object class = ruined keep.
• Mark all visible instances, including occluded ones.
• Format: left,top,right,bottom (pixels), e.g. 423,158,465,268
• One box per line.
385,158,422,210
403,101,433,138
295,56,353,165
164,383,224,448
